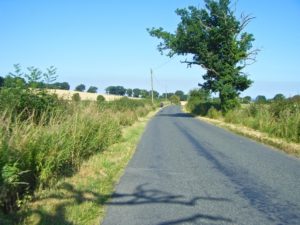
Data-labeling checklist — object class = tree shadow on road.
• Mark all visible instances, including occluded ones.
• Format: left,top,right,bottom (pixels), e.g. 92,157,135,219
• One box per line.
104,183,233,224
156,113,193,118
107,183,230,206
174,121,300,225
14,182,233,225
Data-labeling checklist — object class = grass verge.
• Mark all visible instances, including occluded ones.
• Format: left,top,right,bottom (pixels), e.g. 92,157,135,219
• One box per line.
182,106,300,157
12,110,158,225
196,116,300,158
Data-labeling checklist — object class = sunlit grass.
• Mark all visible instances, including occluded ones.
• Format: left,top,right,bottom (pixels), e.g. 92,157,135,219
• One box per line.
20,110,157,225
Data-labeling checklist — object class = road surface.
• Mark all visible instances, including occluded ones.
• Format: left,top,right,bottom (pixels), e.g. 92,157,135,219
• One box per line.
102,106,300,225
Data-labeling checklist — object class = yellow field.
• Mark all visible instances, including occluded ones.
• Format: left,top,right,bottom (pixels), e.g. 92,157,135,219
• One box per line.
46,89,135,101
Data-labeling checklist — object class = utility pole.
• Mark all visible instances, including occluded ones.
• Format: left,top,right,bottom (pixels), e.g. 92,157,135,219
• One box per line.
150,68,154,104
165,86,168,102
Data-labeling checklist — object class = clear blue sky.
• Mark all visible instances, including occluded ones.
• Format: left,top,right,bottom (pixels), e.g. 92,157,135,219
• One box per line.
1,0,299,98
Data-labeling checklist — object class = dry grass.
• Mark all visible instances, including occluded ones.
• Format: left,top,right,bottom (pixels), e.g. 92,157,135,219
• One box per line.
46,89,138,101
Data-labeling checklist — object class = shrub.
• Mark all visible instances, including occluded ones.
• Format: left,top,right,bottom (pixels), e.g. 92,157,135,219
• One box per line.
0,104,122,213
186,96,220,116
97,95,105,103
207,107,222,119
169,95,180,105
0,88,61,124
0,97,156,214
222,100,300,143
72,93,81,102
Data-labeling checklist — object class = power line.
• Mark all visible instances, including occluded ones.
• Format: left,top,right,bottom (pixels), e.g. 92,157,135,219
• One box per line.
152,56,177,71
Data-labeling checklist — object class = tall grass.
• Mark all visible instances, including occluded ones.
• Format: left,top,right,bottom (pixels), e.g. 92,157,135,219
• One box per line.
187,96,300,144
0,96,155,214
224,100,300,143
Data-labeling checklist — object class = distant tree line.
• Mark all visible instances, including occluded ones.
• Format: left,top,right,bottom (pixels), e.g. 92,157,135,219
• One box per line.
104,85,188,100
213,93,298,104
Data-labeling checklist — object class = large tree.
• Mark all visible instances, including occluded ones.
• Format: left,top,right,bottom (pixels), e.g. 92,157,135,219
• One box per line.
75,84,85,92
0,76,4,87
132,88,141,98
105,86,126,96
175,90,187,101
51,82,70,90
126,88,133,97
87,86,98,93
148,0,258,112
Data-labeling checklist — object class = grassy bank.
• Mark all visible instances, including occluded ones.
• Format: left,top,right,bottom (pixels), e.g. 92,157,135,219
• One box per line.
16,110,157,225
0,88,157,222
185,95,300,157
198,116,300,157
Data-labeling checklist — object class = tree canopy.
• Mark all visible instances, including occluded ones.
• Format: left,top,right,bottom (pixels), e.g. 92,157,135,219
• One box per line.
126,88,133,97
175,90,187,101
49,82,70,90
148,0,258,112
75,84,86,92
0,76,4,87
255,95,267,104
273,93,285,101
87,86,98,93
132,88,141,98
105,86,126,96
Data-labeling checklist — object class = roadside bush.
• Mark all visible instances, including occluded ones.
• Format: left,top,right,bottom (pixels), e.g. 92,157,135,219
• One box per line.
0,66,158,215
0,105,121,213
72,93,81,102
169,95,180,105
207,107,222,119
222,100,300,143
0,97,156,214
97,94,105,103
0,88,61,124
186,97,220,116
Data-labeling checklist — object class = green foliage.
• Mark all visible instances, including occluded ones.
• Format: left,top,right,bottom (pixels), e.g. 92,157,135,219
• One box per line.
207,106,222,119
105,86,126,96
43,66,58,85
175,90,187,101
0,97,156,215
0,66,62,123
153,90,160,98
72,93,81,102
187,100,220,116
148,0,257,112
140,89,149,98
169,95,180,104
223,98,300,143
48,81,70,90
126,88,133,97
97,95,105,103
273,93,285,102
87,86,98,93
0,66,158,215
132,88,140,97
241,96,252,104
75,84,85,92
255,95,267,104
0,76,4,87
292,95,300,101
3,76,26,89
186,88,221,115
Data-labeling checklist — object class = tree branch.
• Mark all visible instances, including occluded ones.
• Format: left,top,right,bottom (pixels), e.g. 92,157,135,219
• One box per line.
180,59,220,75
239,13,255,31
242,48,260,66
198,19,212,31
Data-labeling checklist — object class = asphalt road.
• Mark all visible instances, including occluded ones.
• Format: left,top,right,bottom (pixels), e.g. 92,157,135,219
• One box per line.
101,106,300,225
